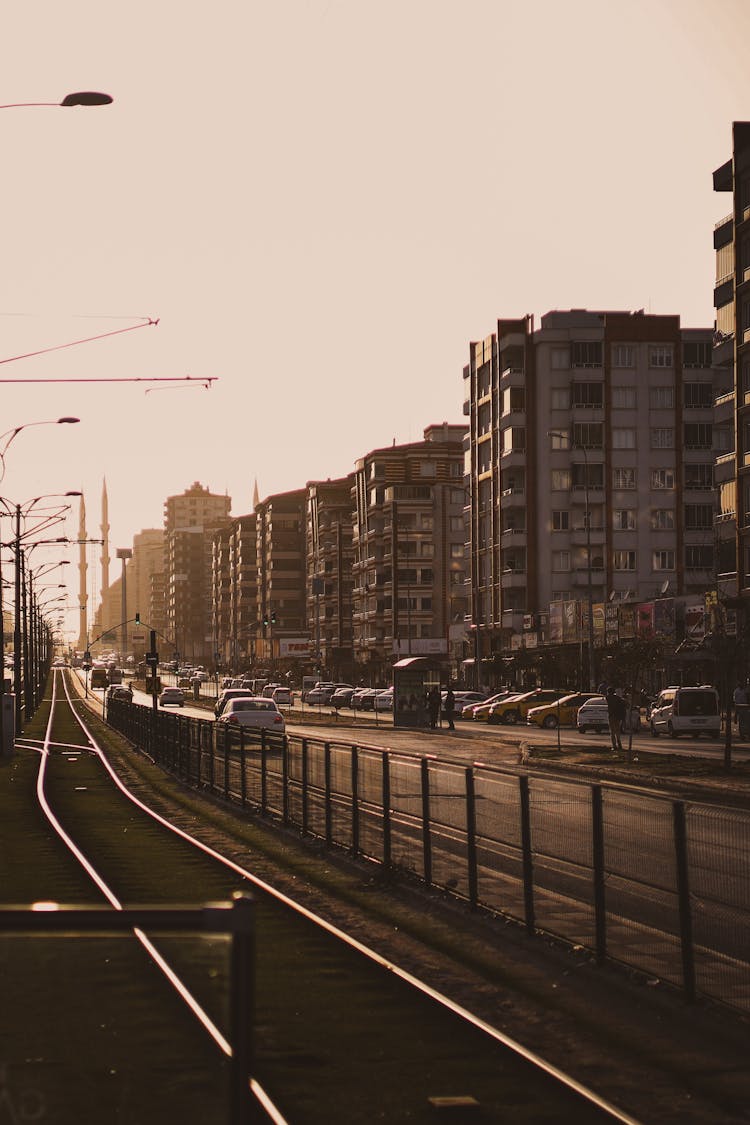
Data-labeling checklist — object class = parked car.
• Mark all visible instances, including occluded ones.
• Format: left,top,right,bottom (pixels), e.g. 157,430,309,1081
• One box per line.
488,688,568,725
216,697,286,733
106,684,133,703
527,692,597,729
576,695,641,734
262,682,282,698
215,688,255,717
159,687,185,707
467,691,518,722
440,690,487,719
357,688,382,711
374,687,394,711
271,686,293,707
331,686,356,708
351,687,372,710
305,682,336,705
649,685,720,739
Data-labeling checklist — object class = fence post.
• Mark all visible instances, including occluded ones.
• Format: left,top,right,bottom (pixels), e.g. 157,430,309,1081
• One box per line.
324,742,333,846
229,891,255,1125
261,731,269,815
208,720,215,794
196,718,203,788
465,767,478,908
420,757,432,888
382,751,392,869
519,775,535,935
351,746,359,858
301,738,309,837
281,733,289,825
673,800,696,1002
224,726,231,800
591,783,607,965
239,727,247,808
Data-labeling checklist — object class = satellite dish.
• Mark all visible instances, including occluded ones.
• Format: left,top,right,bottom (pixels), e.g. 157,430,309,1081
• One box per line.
608,590,617,602
660,579,671,596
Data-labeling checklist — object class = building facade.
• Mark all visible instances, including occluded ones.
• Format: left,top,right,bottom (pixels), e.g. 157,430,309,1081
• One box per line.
255,490,307,667
306,476,355,682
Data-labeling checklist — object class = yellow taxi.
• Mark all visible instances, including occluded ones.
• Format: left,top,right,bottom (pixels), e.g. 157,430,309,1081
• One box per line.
525,692,597,729
487,688,569,725
466,691,518,722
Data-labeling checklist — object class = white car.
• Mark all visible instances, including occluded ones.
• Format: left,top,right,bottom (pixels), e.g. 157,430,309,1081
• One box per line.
158,687,185,707
272,686,293,706
374,687,394,711
216,697,286,733
576,695,640,734
649,686,720,739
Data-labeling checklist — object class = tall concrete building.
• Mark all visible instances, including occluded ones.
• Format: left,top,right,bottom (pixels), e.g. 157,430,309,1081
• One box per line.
255,490,307,666
212,513,258,670
164,482,231,666
306,476,355,681
464,311,719,677
713,122,750,610
351,423,468,683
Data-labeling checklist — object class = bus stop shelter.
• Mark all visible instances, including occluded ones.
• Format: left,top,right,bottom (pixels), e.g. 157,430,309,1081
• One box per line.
393,656,442,728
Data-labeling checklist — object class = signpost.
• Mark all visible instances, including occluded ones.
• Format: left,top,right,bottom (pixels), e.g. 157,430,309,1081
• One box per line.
146,629,159,715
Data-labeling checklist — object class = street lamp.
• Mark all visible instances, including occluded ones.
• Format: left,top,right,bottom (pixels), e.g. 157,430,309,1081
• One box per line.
548,431,595,692
0,92,113,110
0,417,80,483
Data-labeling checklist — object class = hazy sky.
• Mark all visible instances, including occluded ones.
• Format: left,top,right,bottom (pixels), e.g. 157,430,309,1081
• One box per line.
1,0,748,640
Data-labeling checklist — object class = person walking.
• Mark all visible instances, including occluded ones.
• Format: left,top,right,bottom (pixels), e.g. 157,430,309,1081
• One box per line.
606,686,627,753
444,684,456,731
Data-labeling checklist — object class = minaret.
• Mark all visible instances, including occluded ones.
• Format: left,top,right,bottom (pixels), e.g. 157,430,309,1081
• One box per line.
77,494,88,651
101,478,110,622
252,479,260,511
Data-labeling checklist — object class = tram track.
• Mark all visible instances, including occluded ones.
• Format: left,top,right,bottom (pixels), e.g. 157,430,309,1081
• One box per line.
5,669,646,1123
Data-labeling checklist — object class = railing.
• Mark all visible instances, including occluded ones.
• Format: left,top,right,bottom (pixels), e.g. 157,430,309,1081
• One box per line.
0,897,255,1125
106,701,750,1016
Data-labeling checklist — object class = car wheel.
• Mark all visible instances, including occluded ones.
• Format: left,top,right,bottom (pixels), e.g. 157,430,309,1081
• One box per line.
542,715,558,729
578,726,588,734
487,714,501,725
503,711,519,725
650,723,659,738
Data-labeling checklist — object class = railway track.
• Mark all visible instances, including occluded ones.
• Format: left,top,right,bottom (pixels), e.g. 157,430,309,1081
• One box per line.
2,669,642,1124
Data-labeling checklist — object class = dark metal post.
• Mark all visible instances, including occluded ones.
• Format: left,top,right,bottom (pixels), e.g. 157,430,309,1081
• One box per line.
465,767,478,908
301,738,309,836
420,757,432,887
519,775,535,935
324,741,332,846
240,726,247,807
382,750,392,868
591,784,607,964
229,891,255,1125
351,746,360,857
673,800,696,1001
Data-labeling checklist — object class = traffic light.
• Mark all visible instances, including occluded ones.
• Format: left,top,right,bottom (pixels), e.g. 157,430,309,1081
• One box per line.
262,614,269,627
135,612,141,625
271,612,277,625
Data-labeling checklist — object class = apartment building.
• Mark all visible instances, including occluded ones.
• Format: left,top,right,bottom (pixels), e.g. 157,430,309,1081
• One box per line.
351,423,468,682
713,121,750,604
255,490,307,665
306,476,355,681
211,513,258,670
164,482,231,666
464,310,719,662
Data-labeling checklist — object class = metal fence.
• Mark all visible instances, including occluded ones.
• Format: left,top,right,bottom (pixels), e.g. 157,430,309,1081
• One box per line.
107,700,750,1015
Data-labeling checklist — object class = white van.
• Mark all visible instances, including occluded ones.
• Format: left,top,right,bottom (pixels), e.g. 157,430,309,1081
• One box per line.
649,685,721,739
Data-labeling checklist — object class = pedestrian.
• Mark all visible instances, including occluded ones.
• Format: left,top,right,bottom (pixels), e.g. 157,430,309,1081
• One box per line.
428,685,441,729
444,684,456,731
606,686,627,753
732,682,748,724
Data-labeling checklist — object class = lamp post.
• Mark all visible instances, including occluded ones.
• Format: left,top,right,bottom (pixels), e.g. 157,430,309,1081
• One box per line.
548,431,595,692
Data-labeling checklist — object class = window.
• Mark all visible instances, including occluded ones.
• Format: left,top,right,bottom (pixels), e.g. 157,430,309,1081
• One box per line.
684,383,713,409
571,341,602,367
449,516,464,532
450,543,465,558
550,386,570,409
503,426,526,453
571,381,603,408
613,509,636,530
714,426,732,452
572,462,604,490
682,341,712,369
650,428,675,449
450,489,465,504
552,550,571,572
550,347,570,369
613,467,636,490
651,509,675,530
550,429,569,450
653,550,675,571
613,550,637,571
685,545,714,570
684,423,713,449
552,510,570,531
611,386,637,409
551,469,572,491
552,589,572,602
651,468,675,489
649,345,673,368
420,460,436,477
649,386,674,409
685,463,713,490
503,386,526,413
684,503,713,530
572,422,603,448
612,344,635,368
612,428,636,449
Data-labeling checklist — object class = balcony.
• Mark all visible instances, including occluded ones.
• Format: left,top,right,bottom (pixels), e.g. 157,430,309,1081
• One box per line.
570,527,606,547
571,567,606,589
500,571,527,590
501,487,526,506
